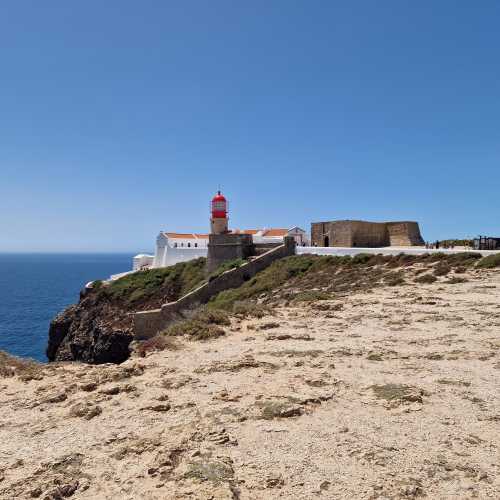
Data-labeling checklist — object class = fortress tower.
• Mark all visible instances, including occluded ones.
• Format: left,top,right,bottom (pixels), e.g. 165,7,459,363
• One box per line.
210,191,229,234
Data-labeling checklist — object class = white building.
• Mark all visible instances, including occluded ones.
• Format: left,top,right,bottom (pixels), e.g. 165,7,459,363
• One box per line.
150,227,308,269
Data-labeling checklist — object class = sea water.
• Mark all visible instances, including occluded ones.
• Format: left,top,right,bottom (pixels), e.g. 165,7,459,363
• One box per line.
0,253,134,361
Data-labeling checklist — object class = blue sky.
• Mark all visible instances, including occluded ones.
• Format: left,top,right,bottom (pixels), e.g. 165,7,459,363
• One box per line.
1,1,499,252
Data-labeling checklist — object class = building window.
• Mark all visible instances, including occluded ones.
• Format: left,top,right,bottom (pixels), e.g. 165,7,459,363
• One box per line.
181,243,184,247
174,243,177,248
195,243,198,247
188,242,191,248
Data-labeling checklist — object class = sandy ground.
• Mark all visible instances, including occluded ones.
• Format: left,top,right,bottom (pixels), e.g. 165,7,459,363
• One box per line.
1,269,500,499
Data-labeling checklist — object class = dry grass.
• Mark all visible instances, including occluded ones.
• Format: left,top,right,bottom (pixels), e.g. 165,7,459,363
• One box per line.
476,254,500,269
0,351,44,381
414,274,437,284
136,336,181,357
163,308,230,341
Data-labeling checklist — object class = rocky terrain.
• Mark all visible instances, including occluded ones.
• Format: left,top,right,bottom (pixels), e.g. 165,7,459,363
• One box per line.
2,253,500,499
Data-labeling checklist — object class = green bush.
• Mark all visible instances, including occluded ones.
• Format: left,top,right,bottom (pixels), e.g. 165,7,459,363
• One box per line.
476,254,500,269
351,253,373,265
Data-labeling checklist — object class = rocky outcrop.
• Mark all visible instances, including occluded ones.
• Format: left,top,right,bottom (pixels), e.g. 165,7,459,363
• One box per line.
47,290,134,364
46,257,208,364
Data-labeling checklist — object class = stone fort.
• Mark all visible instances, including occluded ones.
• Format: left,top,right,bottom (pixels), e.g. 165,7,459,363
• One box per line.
311,220,424,248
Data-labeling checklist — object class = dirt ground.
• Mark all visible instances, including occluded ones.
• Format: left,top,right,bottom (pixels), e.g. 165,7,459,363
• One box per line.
1,267,500,499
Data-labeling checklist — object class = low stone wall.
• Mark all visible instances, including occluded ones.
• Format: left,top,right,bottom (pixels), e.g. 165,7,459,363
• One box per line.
134,237,296,340
297,246,497,257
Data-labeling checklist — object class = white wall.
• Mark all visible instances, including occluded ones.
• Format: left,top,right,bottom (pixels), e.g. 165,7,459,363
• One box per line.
296,246,498,257
160,247,208,267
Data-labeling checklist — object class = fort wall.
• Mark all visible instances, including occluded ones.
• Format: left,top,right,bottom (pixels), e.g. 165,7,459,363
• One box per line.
311,220,424,247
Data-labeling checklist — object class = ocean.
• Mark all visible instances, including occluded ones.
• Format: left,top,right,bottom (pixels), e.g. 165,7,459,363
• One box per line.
0,253,134,362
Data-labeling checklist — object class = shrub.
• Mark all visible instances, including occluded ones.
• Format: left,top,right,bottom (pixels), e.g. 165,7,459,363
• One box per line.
0,351,44,381
476,254,500,269
292,290,332,303
445,276,467,284
351,253,373,265
136,336,181,357
231,301,272,318
433,263,451,277
384,273,405,286
165,321,225,341
446,252,481,265
163,308,230,341
414,274,437,284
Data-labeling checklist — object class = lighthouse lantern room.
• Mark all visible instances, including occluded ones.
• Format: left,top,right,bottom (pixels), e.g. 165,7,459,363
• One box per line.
210,190,229,234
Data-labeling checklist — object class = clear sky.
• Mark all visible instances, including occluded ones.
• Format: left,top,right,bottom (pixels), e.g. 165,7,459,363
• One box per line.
1,1,499,252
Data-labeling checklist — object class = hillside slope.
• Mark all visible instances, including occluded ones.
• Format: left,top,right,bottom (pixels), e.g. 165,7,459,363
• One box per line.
3,255,500,499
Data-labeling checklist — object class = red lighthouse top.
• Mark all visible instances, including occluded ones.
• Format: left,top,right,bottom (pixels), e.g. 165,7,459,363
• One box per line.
211,190,227,219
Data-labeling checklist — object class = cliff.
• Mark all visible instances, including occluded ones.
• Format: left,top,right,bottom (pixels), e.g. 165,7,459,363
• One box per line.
47,258,207,364
3,252,500,499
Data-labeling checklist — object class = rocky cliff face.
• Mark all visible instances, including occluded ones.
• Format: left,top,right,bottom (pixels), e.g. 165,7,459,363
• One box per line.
47,289,134,364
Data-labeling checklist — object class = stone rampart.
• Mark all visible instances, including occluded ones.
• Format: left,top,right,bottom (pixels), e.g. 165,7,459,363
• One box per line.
311,220,424,247
134,237,296,340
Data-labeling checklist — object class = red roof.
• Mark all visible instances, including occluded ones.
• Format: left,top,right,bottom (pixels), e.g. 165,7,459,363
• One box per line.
262,228,289,237
163,228,291,239
164,232,209,239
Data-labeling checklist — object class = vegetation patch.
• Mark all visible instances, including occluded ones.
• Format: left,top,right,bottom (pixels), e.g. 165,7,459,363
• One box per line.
231,301,273,318
185,459,234,484
437,378,471,387
0,351,44,381
433,263,451,277
102,258,207,305
163,308,230,341
371,383,423,403
292,290,333,303
476,254,500,269
136,336,181,357
445,276,468,284
208,258,246,281
256,399,303,419
414,274,437,284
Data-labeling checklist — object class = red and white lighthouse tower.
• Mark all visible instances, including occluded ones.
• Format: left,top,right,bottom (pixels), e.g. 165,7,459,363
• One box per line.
210,190,229,234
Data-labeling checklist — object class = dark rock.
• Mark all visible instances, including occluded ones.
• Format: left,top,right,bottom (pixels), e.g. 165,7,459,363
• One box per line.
46,292,133,365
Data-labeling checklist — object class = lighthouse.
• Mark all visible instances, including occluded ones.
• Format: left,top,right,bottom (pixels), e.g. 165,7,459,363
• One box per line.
210,190,229,235
207,189,253,273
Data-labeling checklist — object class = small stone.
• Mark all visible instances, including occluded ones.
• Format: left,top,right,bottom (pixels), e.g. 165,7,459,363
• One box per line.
69,402,102,420
80,382,97,392
44,392,67,404
99,385,120,395
142,404,171,412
